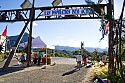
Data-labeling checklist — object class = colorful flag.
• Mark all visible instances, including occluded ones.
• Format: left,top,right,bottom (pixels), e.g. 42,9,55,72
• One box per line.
2,25,7,36
106,21,109,34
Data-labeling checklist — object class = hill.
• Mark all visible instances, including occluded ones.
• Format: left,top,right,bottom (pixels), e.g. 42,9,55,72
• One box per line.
55,45,79,51
7,33,108,53
55,45,108,52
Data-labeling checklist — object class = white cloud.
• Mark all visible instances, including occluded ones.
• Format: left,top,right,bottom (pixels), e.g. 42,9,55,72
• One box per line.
67,39,80,47
28,21,38,27
33,21,38,26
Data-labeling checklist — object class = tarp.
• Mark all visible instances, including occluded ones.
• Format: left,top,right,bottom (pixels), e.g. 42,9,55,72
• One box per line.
19,36,55,49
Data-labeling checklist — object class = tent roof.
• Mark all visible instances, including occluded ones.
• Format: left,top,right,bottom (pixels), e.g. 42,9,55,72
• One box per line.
32,36,47,48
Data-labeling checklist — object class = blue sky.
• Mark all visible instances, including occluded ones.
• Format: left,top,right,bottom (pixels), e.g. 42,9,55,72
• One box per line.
0,0,124,48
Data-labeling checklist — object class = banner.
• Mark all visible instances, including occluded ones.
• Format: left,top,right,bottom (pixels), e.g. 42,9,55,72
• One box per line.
42,8,93,16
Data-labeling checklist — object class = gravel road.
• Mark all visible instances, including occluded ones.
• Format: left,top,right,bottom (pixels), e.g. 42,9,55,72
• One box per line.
0,57,94,83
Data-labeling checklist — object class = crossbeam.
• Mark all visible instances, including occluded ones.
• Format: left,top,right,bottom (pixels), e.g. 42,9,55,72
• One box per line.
0,4,107,22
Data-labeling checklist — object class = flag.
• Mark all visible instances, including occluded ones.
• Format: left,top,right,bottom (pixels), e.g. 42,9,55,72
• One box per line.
106,21,109,34
2,25,7,36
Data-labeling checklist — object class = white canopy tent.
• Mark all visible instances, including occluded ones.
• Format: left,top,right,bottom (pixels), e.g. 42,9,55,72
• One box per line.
19,36,55,65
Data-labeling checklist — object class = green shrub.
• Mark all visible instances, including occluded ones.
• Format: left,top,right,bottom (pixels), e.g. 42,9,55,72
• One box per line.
0,53,7,59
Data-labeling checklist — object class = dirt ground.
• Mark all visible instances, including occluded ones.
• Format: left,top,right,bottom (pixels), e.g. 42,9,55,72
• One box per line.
0,57,94,83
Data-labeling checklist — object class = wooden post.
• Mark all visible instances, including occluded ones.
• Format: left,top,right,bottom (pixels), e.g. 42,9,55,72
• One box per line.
107,0,114,76
2,21,30,71
27,0,35,67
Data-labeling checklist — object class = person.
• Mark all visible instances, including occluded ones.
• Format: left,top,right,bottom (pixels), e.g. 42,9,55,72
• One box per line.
76,54,82,70
33,52,38,64
20,53,25,64
82,54,84,65
83,55,87,66
37,51,43,65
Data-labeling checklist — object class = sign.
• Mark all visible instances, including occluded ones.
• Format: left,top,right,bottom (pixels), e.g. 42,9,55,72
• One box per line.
42,8,93,16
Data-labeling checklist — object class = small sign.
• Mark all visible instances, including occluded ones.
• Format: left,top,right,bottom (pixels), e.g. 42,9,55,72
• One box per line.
42,8,93,16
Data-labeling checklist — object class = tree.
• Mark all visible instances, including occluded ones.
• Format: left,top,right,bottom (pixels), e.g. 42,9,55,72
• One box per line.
72,50,80,55
54,52,60,57
83,49,90,57
92,49,100,62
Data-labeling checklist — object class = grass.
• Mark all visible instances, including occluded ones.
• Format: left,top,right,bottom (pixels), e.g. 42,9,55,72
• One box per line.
0,52,9,60
0,53,6,59
92,62,125,83
93,64,108,79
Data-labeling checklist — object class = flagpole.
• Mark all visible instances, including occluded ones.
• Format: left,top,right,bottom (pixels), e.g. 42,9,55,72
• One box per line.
4,25,8,54
4,37,7,54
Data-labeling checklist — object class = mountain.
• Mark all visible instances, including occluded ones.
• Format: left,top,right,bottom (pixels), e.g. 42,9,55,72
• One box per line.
55,45,79,51
7,32,34,49
85,47,108,52
7,33,108,53
55,45,108,52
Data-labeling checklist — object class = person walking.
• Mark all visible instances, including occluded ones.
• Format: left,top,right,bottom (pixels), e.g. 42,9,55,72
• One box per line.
83,55,87,66
20,53,25,64
33,52,38,64
82,54,84,65
37,51,43,66
76,54,82,70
